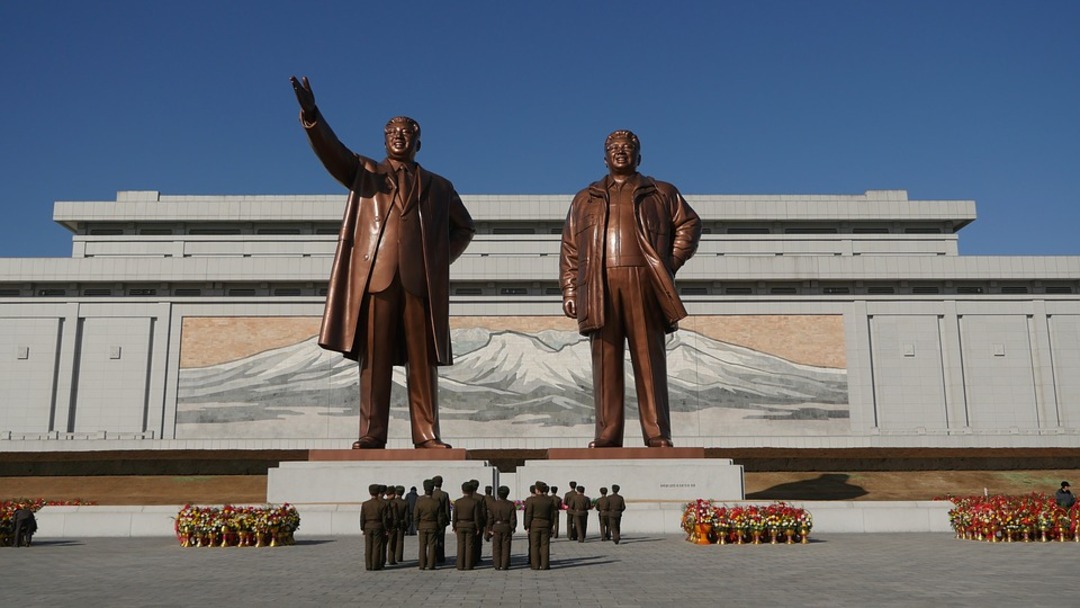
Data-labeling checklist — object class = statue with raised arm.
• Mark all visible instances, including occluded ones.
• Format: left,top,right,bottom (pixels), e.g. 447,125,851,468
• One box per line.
291,76,475,449
560,130,701,448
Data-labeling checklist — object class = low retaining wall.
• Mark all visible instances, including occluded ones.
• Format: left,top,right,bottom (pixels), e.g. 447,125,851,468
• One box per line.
32,501,953,538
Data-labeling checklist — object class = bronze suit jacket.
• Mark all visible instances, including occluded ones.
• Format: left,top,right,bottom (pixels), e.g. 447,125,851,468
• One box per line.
559,174,701,335
302,109,475,364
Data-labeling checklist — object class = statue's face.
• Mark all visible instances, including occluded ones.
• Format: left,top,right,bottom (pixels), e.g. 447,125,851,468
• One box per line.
384,122,420,162
604,136,640,175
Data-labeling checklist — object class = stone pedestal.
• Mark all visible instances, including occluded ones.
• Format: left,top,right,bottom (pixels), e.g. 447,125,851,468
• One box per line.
267,448,744,506
266,450,496,504
513,448,744,503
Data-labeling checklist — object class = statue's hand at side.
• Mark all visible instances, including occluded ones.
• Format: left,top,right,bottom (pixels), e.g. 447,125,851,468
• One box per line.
290,75,317,116
562,299,576,319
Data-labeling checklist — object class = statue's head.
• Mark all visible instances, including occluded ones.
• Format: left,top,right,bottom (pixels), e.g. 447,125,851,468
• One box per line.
384,116,421,162
604,129,641,177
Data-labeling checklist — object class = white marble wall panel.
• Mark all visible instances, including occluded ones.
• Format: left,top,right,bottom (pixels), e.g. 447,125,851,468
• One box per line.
0,318,61,432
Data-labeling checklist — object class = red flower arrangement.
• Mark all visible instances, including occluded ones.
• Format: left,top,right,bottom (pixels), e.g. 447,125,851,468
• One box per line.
681,501,812,545
939,493,1080,542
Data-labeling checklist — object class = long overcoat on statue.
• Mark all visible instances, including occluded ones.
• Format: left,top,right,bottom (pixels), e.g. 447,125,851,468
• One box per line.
302,110,475,365
559,175,701,335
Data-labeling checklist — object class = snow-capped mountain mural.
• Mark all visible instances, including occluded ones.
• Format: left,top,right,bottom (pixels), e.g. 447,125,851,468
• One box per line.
176,325,848,439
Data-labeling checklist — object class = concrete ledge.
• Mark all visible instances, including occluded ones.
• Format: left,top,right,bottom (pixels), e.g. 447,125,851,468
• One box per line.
32,500,953,538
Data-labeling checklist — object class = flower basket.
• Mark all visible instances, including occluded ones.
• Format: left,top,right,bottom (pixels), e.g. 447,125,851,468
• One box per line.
681,501,813,546
174,504,300,548
940,493,1080,543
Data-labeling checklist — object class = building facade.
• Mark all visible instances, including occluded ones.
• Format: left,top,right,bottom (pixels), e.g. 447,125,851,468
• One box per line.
2,189,1079,450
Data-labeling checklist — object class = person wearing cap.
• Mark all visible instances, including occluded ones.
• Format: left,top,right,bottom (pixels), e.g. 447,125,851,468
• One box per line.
453,481,484,570
524,482,556,570
1056,481,1075,508
360,483,391,570
607,484,626,544
567,485,592,542
549,486,562,539
386,485,408,565
596,487,611,541
415,479,446,570
431,475,451,564
488,486,517,570
563,481,578,540
469,479,486,566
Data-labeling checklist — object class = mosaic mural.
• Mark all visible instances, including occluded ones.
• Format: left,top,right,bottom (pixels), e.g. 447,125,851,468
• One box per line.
176,316,849,441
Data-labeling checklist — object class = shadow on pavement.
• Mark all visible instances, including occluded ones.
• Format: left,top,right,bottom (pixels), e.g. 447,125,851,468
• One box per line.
746,473,868,500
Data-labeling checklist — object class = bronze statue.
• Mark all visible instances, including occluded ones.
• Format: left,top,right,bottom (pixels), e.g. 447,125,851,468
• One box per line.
291,76,475,449
560,130,701,448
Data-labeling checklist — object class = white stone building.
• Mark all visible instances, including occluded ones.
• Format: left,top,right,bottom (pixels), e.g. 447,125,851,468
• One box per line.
2,189,1079,451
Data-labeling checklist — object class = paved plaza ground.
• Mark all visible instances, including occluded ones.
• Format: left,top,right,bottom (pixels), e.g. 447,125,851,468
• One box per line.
2,532,1075,607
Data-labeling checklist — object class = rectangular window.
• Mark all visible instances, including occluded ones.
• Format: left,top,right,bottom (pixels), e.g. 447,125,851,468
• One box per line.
866,286,896,294
455,288,483,295
680,287,708,295
499,287,528,295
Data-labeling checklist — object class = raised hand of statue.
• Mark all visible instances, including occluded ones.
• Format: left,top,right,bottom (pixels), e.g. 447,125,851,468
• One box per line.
290,75,317,117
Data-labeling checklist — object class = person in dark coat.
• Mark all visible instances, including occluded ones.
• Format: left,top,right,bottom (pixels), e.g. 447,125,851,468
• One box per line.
488,486,517,570
1056,481,1075,508
360,484,391,570
386,485,408,565
452,482,483,570
607,484,627,544
13,505,37,547
596,487,611,541
432,475,451,563
549,486,562,539
525,482,556,570
567,485,592,542
563,481,578,540
414,479,446,570
405,486,419,535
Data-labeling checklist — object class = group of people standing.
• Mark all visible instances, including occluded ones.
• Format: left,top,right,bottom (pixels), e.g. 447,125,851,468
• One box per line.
359,476,626,572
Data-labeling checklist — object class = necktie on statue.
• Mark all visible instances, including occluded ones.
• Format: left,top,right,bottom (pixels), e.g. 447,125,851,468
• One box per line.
396,166,413,211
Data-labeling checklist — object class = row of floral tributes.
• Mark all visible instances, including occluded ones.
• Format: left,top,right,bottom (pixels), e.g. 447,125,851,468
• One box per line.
943,493,1080,542
1,498,95,547
174,504,301,547
681,500,813,545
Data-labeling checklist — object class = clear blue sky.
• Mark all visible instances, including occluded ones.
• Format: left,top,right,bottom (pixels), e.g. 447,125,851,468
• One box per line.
1,1,1077,258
